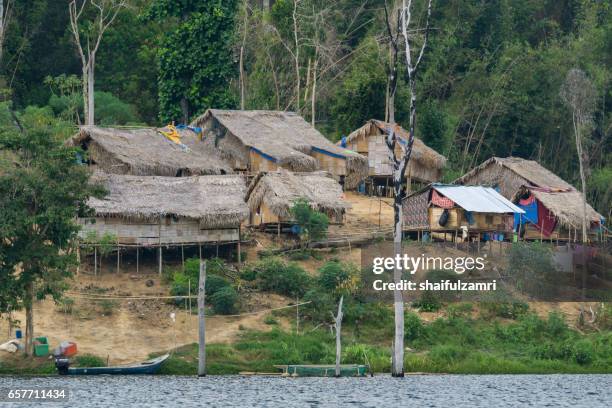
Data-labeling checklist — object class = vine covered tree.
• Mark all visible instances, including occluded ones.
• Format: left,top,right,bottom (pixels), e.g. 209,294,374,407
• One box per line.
146,0,238,124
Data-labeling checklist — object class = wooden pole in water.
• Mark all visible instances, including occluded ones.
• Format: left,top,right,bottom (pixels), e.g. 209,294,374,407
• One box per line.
334,296,344,377
198,260,207,377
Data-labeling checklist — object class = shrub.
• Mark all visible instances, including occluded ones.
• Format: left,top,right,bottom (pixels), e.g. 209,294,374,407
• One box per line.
404,312,424,341
573,340,594,365
263,315,278,325
58,297,75,314
317,261,355,293
288,250,311,261
255,257,311,297
210,286,238,315
99,300,118,316
412,291,441,312
74,354,106,367
447,303,473,319
480,301,529,320
290,198,329,243
240,266,258,281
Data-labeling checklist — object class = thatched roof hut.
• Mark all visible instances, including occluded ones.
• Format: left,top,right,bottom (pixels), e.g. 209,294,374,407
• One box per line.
80,173,248,246
190,109,368,189
456,157,604,231
245,170,351,225
70,126,233,177
342,120,446,183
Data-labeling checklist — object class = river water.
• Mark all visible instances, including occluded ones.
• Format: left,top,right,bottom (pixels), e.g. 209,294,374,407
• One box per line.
0,374,610,407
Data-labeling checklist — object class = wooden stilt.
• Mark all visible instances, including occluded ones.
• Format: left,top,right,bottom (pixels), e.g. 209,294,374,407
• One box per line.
116,243,120,274
181,244,185,271
136,246,139,274
237,227,242,264
216,242,219,258
277,222,281,238
158,246,162,276
94,247,97,276
198,260,207,377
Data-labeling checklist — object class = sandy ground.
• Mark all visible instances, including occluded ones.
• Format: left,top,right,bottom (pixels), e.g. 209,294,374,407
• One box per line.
0,273,292,364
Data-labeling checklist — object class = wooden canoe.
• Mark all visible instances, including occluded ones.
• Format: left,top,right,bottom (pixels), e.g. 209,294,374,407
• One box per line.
56,354,169,375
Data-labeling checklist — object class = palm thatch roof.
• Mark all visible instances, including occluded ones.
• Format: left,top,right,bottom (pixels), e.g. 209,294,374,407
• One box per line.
245,170,351,219
70,126,233,177
87,173,248,229
191,110,368,185
344,120,447,170
518,187,602,230
456,157,604,229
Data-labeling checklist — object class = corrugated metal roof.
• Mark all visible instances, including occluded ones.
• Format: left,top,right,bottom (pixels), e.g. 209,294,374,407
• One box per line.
432,184,525,214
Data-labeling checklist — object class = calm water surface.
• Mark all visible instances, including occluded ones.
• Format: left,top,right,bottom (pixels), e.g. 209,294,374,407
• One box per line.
1,374,610,407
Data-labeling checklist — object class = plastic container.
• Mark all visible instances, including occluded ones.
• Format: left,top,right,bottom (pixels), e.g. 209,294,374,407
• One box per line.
33,336,49,357
60,341,77,357
15,329,22,339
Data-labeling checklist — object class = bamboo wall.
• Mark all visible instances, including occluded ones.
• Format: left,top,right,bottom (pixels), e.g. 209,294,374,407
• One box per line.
249,150,279,172
78,216,240,245
310,150,347,177
428,208,512,232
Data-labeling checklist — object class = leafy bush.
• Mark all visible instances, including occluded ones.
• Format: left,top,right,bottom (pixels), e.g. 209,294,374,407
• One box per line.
255,257,311,297
290,198,329,243
99,300,118,316
412,291,441,312
263,315,278,325
240,266,258,281
572,340,594,365
480,301,529,320
74,354,106,367
405,312,424,341
317,261,358,293
210,286,238,315
288,250,311,261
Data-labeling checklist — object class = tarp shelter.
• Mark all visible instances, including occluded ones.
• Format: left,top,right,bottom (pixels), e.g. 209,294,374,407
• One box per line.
403,183,524,234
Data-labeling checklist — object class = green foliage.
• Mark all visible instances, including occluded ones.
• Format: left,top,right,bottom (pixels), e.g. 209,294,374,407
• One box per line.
145,0,238,123
210,286,238,315
99,300,118,316
317,260,359,295
74,354,106,368
263,315,278,325
404,311,425,341
253,256,311,297
412,291,442,312
480,302,529,320
290,199,329,243
0,123,104,319
418,100,450,154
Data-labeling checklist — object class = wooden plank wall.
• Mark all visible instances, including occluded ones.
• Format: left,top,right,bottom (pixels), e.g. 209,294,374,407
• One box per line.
310,150,346,177
78,216,239,245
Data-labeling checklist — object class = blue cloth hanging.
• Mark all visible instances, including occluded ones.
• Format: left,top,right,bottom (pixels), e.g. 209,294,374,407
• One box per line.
465,211,475,225
340,136,347,147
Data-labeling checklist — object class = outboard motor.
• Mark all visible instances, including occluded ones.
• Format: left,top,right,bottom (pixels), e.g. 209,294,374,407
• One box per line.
55,357,70,375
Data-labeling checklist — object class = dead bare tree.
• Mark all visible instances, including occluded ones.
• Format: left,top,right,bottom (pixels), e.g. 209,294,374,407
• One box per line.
383,0,432,377
560,68,597,243
0,0,13,65
69,0,127,125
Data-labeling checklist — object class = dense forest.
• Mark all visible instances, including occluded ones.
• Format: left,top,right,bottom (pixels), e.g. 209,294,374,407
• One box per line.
0,0,609,216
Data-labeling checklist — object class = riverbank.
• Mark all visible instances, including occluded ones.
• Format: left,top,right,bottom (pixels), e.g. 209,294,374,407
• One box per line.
3,311,610,376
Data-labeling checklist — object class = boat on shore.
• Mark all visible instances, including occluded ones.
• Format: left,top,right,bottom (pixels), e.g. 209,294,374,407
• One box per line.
274,364,369,377
55,354,169,375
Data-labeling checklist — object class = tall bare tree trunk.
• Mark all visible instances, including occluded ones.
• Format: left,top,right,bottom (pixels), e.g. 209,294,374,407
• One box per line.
311,59,317,126
573,114,588,243
81,64,89,125
87,58,95,125
24,281,34,356
292,0,300,112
